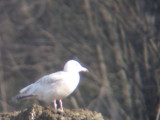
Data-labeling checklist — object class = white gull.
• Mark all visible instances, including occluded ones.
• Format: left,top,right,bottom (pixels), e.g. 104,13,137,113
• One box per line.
12,60,88,111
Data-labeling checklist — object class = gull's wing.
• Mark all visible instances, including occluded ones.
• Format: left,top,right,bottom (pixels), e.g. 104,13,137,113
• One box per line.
12,71,68,102
35,71,67,84
19,71,67,94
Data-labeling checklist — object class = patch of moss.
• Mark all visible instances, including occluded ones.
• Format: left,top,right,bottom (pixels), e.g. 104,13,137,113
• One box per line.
0,104,104,120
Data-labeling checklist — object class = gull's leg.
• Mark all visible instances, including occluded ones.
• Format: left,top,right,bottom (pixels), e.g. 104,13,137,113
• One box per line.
53,100,57,111
58,99,63,111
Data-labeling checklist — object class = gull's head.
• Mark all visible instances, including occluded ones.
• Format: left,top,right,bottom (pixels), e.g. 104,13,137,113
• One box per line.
64,60,88,73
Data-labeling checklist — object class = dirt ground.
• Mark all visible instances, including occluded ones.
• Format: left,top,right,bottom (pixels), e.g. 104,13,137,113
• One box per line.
0,104,104,120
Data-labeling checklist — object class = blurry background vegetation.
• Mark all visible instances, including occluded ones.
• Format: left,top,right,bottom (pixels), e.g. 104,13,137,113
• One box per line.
0,0,159,120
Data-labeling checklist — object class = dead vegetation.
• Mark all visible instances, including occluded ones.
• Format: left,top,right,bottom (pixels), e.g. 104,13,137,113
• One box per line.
0,104,104,120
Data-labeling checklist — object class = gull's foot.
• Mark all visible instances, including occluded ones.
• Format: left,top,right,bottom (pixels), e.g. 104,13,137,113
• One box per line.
53,108,57,113
57,108,64,113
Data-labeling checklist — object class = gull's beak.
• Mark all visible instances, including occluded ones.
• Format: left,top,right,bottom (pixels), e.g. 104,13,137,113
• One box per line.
81,67,89,72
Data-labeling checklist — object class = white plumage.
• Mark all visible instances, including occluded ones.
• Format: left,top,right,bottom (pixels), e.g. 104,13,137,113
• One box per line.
13,60,88,111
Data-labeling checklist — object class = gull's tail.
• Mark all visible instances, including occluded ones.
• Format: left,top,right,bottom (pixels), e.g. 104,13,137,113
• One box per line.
12,83,38,103
12,94,36,103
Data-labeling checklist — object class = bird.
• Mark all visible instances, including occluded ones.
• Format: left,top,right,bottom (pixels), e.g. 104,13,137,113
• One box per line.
12,60,88,111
